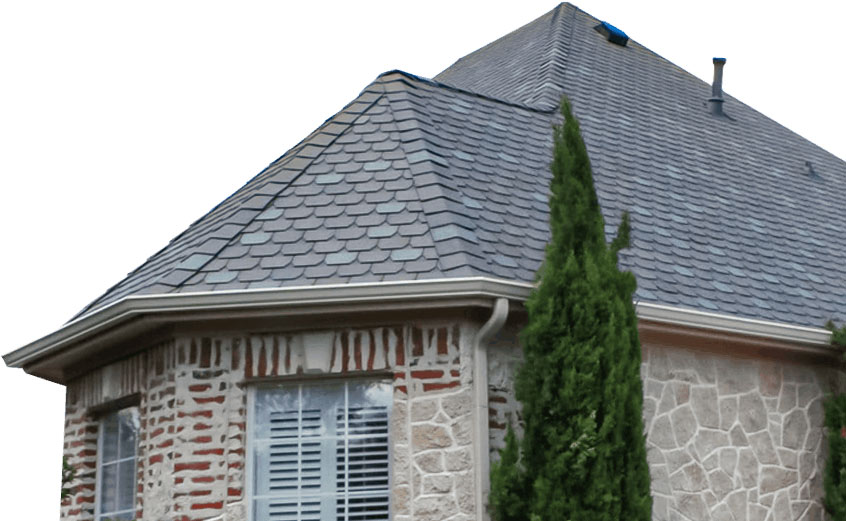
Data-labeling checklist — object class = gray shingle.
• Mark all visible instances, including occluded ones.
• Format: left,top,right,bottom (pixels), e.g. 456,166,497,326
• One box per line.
326,251,357,266
75,5,846,331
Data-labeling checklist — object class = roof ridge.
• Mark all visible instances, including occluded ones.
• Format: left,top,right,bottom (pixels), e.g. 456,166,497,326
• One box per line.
377,69,555,114
171,91,388,290
378,75,485,280
525,3,574,108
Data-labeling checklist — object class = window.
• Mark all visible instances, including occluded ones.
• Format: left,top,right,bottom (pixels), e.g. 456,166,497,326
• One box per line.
96,407,139,521
249,381,391,521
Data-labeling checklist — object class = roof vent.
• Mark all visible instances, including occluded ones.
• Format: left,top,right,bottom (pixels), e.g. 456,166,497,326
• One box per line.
594,22,628,46
805,160,821,179
709,57,726,116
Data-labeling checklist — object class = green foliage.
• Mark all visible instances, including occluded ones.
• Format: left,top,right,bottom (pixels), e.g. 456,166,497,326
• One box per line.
490,427,529,521
826,321,846,348
489,98,651,520
824,321,846,519
825,395,846,519
61,456,77,501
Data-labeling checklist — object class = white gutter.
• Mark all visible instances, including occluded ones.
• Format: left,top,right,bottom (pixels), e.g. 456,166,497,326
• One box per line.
4,276,835,371
473,297,509,521
3,277,534,369
635,302,832,346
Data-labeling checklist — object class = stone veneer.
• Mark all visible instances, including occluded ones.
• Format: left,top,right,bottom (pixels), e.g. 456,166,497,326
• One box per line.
61,320,479,521
487,331,844,521
642,344,842,521
58,318,846,521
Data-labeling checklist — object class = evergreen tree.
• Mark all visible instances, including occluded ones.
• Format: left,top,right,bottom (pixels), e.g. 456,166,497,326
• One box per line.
824,322,846,520
825,394,846,520
490,98,651,521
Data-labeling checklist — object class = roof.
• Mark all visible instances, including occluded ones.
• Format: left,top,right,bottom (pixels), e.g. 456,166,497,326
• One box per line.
76,3,846,329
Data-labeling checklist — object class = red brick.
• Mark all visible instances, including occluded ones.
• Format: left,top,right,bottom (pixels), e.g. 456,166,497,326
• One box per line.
245,344,253,378
193,396,225,404
191,476,215,483
437,327,448,355
258,344,267,377
149,454,164,464
228,487,242,497
271,342,280,376
189,384,211,392
193,448,224,456
411,327,424,357
189,490,211,496
354,333,362,370
192,501,223,510
174,462,210,472
190,435,213,443
178,410,213,419
411,370,443,379
423,381,460,392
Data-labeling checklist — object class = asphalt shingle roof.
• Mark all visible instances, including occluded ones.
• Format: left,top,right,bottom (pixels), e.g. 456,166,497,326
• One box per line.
77,3,846,329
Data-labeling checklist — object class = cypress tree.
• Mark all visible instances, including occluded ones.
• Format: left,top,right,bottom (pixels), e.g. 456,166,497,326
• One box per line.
490,98,651,520
824,322,846,519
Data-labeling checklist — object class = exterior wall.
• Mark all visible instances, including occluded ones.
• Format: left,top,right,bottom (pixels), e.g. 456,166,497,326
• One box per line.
643,344,842,521
61,320,479,521
486,335,845,521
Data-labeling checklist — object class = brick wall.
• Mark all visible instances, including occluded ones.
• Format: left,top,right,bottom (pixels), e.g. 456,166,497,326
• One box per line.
61,320,479,521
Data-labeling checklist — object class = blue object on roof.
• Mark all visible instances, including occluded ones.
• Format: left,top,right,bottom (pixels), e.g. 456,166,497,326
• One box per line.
595,21,629,46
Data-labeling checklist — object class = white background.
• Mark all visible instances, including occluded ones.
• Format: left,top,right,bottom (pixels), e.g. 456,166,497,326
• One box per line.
1,1,843,517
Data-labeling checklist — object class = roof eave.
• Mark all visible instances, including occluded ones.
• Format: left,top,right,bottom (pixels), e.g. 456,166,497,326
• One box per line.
636,302,833,346
3,277,535,375
4,278,836,384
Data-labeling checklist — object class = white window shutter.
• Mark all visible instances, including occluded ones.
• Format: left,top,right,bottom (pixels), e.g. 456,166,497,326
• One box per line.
252,382,391,521
335,404,390,520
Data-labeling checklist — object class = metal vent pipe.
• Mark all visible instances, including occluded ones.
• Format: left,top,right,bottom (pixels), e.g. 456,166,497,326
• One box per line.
709,57,726,116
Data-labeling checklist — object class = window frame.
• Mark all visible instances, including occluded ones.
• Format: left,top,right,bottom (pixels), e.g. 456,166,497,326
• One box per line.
94,406,139,521
246,377,393,521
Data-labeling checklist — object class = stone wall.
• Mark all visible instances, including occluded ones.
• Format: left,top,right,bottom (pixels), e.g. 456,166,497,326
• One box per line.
643,344,842,521
61,320,479,521
60,317,844,521
486,336,844,521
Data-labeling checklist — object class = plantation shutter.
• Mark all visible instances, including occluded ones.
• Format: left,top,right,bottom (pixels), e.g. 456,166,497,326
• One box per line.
252,382,391,521
335,385,390,521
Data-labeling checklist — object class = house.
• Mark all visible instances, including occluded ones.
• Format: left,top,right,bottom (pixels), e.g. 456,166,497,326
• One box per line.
5,2,846,520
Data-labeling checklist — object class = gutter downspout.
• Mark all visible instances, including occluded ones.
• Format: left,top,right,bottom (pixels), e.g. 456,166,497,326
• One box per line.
473,297,509,521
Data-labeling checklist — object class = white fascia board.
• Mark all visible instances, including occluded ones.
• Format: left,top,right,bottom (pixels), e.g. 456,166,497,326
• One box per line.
636,301,832,346
3,277,534,368
5,276,836,369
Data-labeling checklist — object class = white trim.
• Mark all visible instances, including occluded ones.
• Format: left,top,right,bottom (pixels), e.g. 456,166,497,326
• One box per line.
4,277,534,370
635,302,832,345
4,277,836,372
